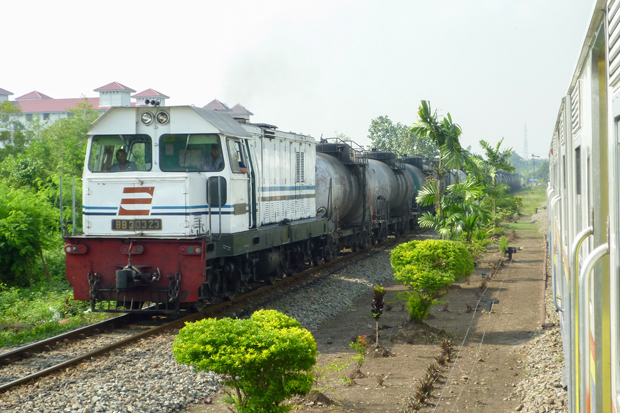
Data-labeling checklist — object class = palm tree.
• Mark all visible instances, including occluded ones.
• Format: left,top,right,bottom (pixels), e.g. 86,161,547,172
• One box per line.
411,101,479,219
479,138,515,219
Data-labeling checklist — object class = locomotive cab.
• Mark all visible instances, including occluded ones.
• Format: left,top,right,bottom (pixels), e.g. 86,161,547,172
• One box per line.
81,107,255,237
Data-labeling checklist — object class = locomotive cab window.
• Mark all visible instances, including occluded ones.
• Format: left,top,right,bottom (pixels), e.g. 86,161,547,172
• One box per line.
227,139,248,174
88,135,152,172
159,134,223,172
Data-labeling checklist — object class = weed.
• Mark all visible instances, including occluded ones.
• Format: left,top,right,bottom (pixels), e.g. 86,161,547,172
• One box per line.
338,372,356,386
376,373,389,386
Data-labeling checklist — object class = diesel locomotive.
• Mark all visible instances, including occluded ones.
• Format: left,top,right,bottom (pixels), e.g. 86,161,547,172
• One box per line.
63,105,428,313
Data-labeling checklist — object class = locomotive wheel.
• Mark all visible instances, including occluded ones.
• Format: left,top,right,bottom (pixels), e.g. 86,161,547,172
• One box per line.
312,254,325,266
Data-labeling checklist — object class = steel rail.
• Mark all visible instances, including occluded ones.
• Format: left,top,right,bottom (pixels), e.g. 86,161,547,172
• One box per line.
0,313,134,365
0,228,424,393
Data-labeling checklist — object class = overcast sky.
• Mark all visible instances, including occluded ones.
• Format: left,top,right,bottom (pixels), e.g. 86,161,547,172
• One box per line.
4,0,595,158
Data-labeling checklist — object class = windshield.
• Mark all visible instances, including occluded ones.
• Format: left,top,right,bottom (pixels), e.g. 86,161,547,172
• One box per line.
88,135,152,172
159,134,223,172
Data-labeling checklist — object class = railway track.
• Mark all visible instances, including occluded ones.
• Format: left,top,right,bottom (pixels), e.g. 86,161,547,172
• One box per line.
0,231,421,394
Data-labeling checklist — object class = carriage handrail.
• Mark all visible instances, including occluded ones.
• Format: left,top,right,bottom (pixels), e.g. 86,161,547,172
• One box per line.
549,195,563,312
578,242,609,412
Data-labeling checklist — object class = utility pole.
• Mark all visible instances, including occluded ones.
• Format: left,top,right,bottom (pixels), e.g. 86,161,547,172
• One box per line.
524,124,528,160
531,154,540,182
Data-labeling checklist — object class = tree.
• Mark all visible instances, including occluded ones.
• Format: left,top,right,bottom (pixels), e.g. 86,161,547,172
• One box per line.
27,101,98,179
411,101,478,220
0,182,59,286
0,102,29,162
367,115,438,158
479,138,515,220
417,175,490,241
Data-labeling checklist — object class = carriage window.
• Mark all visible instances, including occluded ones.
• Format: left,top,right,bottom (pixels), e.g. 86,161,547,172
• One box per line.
159,134,222,172
88,135,152,172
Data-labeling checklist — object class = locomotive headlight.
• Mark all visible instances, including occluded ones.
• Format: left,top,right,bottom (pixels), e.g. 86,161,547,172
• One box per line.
141,112,154,125
156,111,169,125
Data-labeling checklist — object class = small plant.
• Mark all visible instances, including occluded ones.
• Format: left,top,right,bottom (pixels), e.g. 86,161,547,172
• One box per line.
499,236,509,253
434,353,447,366
312,359,348,398
426,363,440,380
349,335,369,368
371,285,387,346
405,397,423,411
414,373,435,403
338,372,357,386
440,338,454,360
376,373,389,386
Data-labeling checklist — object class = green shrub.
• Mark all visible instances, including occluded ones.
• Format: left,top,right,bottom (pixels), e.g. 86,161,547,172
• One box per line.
404,292,437,322
499,236,509,253
391,239,474,321
0,182,60,287
0,284,105,347
173,309,317,413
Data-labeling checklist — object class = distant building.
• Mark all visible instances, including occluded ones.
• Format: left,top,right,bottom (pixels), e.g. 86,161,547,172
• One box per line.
0,82,169,127
1,87,252,131
203,99,253,123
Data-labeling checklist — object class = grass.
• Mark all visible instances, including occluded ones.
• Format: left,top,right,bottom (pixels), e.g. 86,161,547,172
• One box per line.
502,219,540,232
0,283,111,347
513,185,547,215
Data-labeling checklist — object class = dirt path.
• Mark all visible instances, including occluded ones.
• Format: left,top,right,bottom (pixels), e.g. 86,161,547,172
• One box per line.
187,220,547,413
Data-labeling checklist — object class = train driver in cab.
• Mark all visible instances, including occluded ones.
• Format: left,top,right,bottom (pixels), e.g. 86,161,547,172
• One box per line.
110,149,137,171
199,144,224,172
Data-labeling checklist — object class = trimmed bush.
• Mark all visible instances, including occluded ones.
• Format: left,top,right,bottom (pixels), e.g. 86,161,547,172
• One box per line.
391,239,474,321
173,309,317,413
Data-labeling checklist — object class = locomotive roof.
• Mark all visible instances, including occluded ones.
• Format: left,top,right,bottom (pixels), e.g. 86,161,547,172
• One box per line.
89,105,251,138
192,106,251,137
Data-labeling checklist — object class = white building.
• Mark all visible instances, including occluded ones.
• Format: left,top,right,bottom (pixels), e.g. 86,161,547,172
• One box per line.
0,82,169,127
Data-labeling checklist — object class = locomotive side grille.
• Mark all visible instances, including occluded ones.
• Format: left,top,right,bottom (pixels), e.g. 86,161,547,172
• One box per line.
571,80,582,134
609,0,620,87
296,151,305,183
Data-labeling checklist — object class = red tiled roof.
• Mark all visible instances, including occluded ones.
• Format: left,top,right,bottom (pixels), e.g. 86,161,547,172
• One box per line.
132,88,170,99
94,81,136,92
230,104,253,117
16,91,53,100
0,88,12,95
203,99,231,111
15,97,104,113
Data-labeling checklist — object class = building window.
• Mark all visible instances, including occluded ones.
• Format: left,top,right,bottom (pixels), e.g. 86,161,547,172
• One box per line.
43,113,50,120
26,114,32,121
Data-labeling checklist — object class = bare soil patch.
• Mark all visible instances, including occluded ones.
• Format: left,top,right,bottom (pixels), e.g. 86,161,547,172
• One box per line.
187,220,546,413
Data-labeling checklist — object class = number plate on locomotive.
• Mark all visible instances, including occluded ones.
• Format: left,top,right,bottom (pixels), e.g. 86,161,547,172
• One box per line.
111,219,162,231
